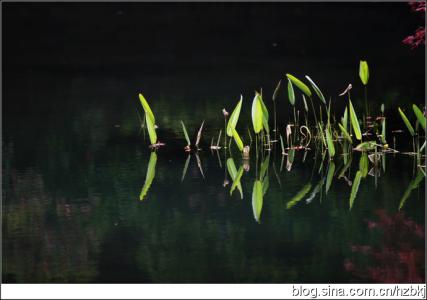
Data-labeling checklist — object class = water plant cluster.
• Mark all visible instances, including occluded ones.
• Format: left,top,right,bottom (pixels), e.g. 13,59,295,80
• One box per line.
137,60,426,221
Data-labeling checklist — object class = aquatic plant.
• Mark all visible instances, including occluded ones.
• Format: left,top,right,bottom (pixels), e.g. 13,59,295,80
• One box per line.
227,157,243,199
286,183,312,209
359,60,370,116
139,93,158,146
195,121,205,150
349,99,362,141
227,96,245,153
139,152,157,201
181,120,191,151
399,169,425,210
251,154,270,223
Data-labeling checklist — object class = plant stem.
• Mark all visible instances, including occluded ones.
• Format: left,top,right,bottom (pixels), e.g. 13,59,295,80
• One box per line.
309,96,318,126
364,86,368,118
224,117,227,149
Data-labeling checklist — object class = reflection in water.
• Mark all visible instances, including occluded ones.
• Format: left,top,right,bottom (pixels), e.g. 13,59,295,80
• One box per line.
344,209,424,283
3,133,425,283
139,152,157,201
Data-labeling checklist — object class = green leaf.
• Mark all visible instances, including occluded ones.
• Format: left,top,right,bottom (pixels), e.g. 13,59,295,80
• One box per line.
227,158,238,179
286,74,312,97
318,123,327,147
252,180,263,223
412,104,426,131
259,94,270,134
359,152,369,178
338,155,352,178
230,166,244,197
260,154,270,180
342,107,348,132
226,96,243,137
279,134,285,153
145,113,158,144
232,128,244,152
325,162,335,194
349,171,362,210
262,175,269,195
181,120,191,146
226,158,243,198
272,80,281,101
139,93,155,123
251,92,263,133
325,127,335,158
381,118,387,144
339,123,352,143
349,100,362,140
399,170,425,210
305,75,326,105
181,154,191,182
140,152,157,201
359,60,369,85
195,120,204,147
398,107,415,136
354,141,376,152
286,183,312,209
287,78,295,106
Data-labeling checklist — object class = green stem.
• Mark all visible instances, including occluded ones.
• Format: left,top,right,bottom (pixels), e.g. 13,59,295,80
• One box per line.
224,117,227,149
309,96,318,127
364,86,368,118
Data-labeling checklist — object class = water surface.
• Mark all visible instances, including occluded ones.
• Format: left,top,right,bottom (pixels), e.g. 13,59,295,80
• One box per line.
3,3,425,283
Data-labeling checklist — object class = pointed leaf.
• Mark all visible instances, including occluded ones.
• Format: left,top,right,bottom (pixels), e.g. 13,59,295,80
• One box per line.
399,170,425,210
325,162,335,194
139,93,155,123
181,120,191,146
412,104,426,131
145,113,157,144
359,152,369,178
195,120,205,147
262,175,269,195
286,183,312,209
349,100,362,140
251,93,263,133
232,128,244,152
325,127,335,158
181,154,191,182
140,152,157,201
230,166,244,198
349,171,362,210
305,75,326,104
359,60,369,85
338,123,352,143
259,95,270,134
286,74,312,97
342,107,348,131
226,96,243,137
252,180,263,223
398,107,415,136
272,80,281,101
287,78,295,106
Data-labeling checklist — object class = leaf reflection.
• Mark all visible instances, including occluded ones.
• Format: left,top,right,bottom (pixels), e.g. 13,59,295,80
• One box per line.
139,152,157,201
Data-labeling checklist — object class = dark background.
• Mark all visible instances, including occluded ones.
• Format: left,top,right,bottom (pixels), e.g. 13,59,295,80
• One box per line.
4,2,425,88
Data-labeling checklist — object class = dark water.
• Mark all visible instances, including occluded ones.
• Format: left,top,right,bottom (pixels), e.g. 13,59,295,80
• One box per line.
2,3,425,283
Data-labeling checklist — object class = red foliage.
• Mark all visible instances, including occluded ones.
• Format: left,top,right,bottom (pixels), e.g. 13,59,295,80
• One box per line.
345,209,425,283
403,2,426,49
